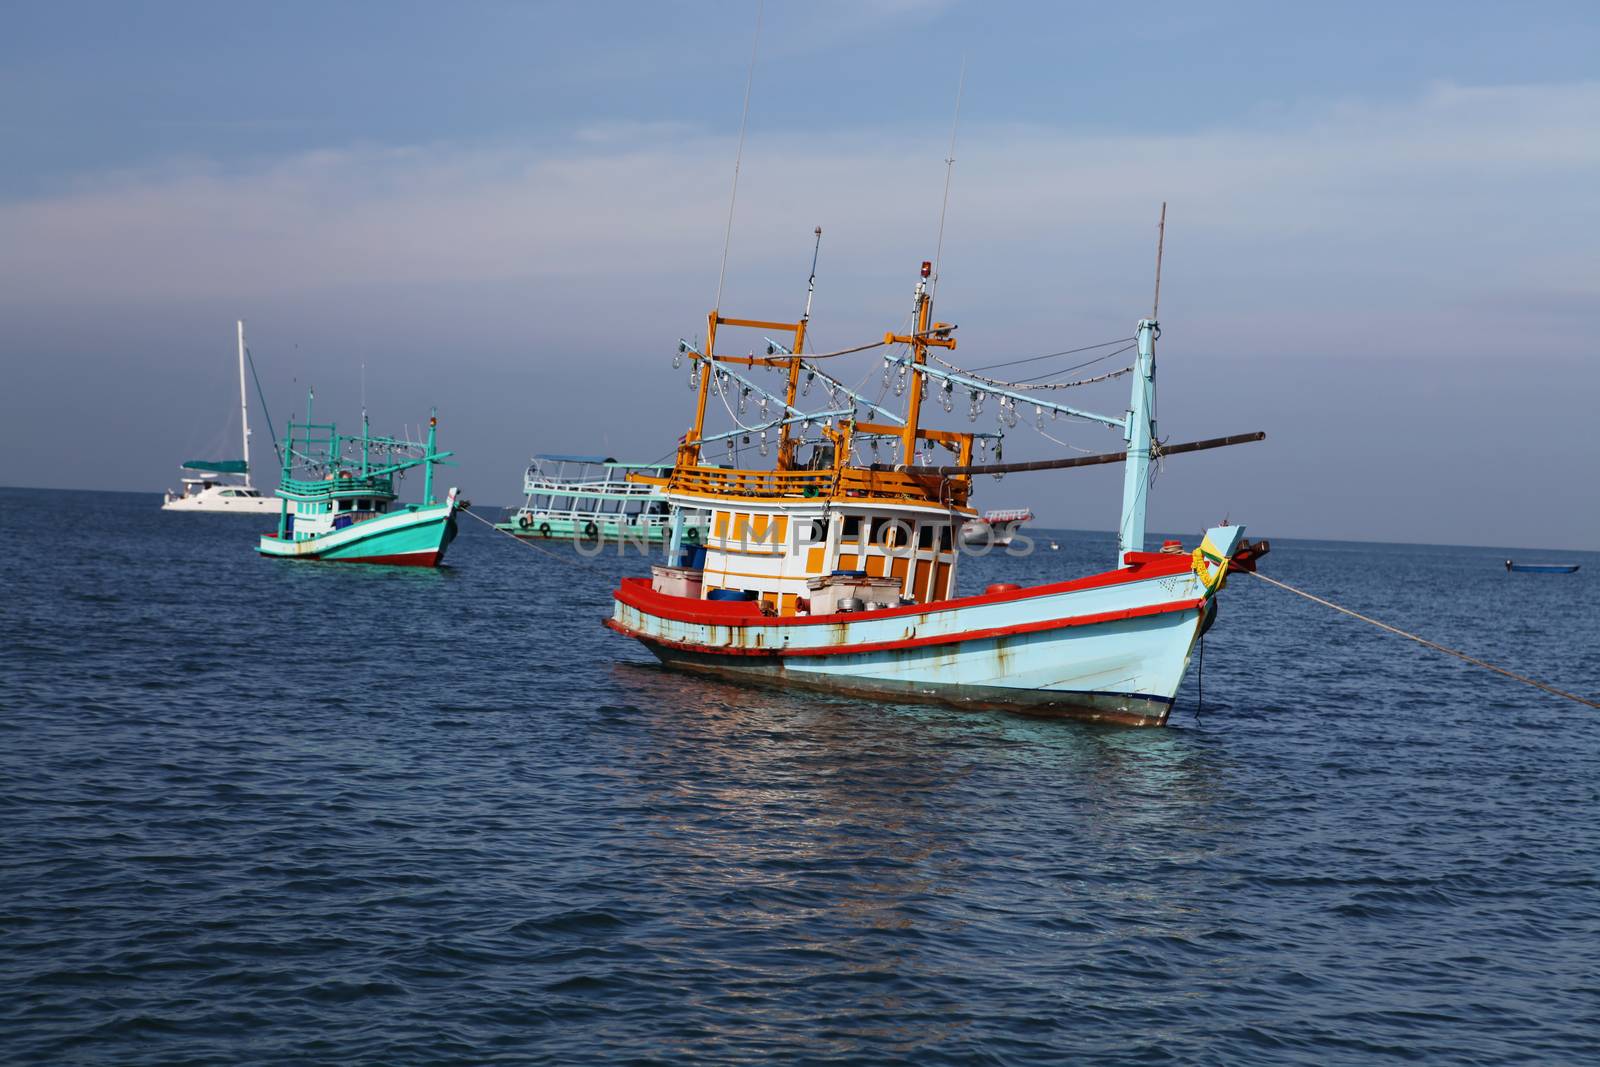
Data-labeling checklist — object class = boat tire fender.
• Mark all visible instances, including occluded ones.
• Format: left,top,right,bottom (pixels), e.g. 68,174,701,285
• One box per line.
538,522,552,537
684,527,700,543
583,521,599,539
518,514,532,530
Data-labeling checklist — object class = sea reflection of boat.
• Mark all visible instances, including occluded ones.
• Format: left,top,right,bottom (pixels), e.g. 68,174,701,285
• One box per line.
1505,560,1580,574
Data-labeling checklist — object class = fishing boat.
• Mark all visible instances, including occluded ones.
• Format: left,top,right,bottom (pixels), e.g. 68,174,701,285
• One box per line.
162,321,278,514
1505,560,1580,574
257,396,459,567
606,248,1267,727
494,455,710,544
959,506,1034,548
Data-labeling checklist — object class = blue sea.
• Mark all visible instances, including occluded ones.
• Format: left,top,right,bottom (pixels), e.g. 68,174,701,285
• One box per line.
2,486,1597,1065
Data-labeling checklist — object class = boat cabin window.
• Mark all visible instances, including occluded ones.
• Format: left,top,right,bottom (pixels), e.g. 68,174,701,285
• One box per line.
841,516,861,539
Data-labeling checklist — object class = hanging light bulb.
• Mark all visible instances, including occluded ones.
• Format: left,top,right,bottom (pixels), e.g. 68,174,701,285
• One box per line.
803,370,815,396
968,390,979,422
941,382,954,412
882,358,893,389
919,376,927,400
1052,407,1060,421
1007,400,1020,428
893,366,907,397
1035,405,1044,429
689,367,700,390
673,351,683,370
760,430,769,457
739,387,749,415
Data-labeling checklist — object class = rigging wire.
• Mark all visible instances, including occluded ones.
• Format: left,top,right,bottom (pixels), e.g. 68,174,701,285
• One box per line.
1006,344,1138,386
712,0,763,315
929,56,966,304
968,337,1134,373
244,345,282,464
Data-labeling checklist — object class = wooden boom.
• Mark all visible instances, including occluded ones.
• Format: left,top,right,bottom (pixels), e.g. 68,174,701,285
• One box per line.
897,431,1265,477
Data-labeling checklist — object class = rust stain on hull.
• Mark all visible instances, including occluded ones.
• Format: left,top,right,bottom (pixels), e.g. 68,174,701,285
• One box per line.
642,640,1172,728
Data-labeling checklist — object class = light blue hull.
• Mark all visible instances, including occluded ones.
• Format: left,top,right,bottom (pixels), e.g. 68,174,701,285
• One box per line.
612,526,1247,726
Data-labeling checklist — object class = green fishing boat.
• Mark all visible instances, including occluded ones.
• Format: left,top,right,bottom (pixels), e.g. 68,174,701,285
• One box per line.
258,395,460,567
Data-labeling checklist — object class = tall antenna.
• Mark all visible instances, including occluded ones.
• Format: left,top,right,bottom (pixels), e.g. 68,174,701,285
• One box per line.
1152,201,1167,319
802,226,823,325
713,0,764,313
930,55,967,302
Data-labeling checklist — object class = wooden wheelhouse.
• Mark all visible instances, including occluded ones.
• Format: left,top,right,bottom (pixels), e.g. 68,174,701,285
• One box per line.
645,261,980,617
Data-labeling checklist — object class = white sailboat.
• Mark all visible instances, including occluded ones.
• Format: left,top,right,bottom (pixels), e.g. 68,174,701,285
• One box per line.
162,321,278,514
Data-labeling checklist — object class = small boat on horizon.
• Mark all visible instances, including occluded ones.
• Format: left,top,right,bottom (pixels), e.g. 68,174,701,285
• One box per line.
1505,560,1580,574
958,507,1034,548
162,320,278,514
257,395,459,567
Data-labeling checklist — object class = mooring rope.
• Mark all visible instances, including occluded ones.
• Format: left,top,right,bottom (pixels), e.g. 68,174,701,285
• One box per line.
460,507,605,571
1248,571,1600,710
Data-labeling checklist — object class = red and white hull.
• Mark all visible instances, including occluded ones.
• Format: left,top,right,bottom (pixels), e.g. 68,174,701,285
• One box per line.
609,525,1249,727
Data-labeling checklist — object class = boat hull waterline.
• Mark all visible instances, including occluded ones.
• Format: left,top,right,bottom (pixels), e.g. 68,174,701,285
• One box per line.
258,500,459,566
611,525,1246,727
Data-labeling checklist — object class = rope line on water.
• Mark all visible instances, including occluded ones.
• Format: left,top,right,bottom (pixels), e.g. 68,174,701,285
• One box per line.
460,507,605,571
1248,571,1600,710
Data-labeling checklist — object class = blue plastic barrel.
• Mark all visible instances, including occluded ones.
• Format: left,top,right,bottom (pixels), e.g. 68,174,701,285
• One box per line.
706,589,758,602
677,544,708,569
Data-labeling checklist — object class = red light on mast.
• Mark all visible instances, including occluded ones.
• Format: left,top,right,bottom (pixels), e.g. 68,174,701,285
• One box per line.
920,261,932,279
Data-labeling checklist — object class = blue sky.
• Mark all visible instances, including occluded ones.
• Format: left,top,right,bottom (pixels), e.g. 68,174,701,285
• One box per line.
2,1,1597,549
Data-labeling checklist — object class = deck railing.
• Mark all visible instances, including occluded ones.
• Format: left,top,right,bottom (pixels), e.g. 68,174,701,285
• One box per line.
278,475,394,498
667,464,967,506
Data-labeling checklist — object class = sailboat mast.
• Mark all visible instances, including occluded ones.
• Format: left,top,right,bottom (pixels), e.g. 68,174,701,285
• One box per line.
237,320,251,485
